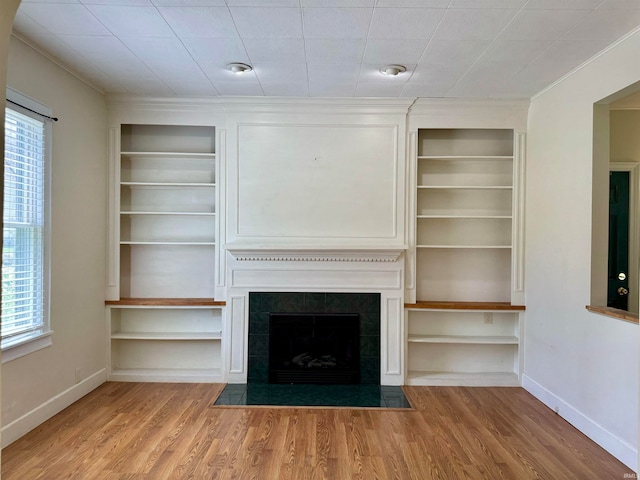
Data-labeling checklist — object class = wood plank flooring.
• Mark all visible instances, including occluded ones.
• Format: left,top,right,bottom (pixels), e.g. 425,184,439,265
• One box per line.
1,382,633,479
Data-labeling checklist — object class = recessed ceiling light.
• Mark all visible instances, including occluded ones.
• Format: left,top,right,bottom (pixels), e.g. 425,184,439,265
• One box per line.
226,63,253,75
380,65,407,77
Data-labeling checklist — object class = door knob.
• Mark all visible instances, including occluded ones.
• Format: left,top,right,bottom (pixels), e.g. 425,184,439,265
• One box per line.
617,287,629,295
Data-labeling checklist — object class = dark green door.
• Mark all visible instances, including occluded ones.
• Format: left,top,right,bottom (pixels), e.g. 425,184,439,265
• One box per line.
608,171,630,310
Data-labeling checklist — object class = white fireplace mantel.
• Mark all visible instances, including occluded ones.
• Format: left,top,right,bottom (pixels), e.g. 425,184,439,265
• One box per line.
225,244,407,263
224,244,407,386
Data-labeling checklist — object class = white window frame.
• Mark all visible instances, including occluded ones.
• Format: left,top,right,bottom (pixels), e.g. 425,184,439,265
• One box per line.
2,88,52,363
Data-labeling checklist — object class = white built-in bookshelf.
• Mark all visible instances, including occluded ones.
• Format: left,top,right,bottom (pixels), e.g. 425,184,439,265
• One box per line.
106,124,223,382
407,128,525,386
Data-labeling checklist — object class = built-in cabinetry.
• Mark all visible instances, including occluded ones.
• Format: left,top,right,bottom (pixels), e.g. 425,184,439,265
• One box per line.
406,303,524,386
106,299,224,382
407,125,526,386
106,123,224,382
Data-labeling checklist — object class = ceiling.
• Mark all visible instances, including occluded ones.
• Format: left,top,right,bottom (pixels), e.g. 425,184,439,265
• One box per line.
11,0,640,99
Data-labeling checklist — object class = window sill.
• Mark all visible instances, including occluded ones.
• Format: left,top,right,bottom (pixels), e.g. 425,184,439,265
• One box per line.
585,305,639,324
1,331,53,364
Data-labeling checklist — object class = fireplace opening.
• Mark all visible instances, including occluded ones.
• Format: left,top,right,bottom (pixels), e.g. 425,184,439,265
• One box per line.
268,313,360,385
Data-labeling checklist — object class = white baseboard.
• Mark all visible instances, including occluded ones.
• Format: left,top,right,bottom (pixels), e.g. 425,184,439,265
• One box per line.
1,368,107,448
522,373,638,471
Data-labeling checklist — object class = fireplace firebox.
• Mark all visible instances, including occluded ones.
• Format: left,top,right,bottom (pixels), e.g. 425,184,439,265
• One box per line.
269,313,360,384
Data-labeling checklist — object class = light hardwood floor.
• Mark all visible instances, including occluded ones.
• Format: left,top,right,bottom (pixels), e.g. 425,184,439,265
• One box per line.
2,382,633,479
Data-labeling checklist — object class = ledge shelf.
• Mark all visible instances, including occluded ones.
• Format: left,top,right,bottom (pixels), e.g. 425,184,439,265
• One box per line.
106,298,226,307
405,301,525,311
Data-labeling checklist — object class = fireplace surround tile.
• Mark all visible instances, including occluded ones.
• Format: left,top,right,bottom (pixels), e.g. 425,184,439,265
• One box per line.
248,292,381,384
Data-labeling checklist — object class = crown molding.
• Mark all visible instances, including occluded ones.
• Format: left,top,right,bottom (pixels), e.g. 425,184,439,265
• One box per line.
105,95,416,116
105,94,225,112
409,97,530,114
220,96,416,116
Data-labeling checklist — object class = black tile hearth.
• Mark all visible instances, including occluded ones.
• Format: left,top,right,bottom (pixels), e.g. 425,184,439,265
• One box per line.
213,384,411,409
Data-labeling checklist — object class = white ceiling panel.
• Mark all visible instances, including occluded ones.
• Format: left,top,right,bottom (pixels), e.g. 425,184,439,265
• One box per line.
565,8,640,42
84,5,175,37
376,0,449,6
446,80,498,98
355,82,406,97
163,79,219,95
81,0,153,5
114,77,174,95
304,38,366,64
21,0,79,4
473,39,554,72
261,82,310,96
500,9,590,41
363,38,429,64
524,0,602,9
302,7,373,38
419,39,491,68
308,81,357,96
226,0,298,5
401,81,452,97
598,0,640,8
57,35,160,78
451,40,554,96
10,0,640,98
213,82,264,95
243,38,306,63
157,7,239,38
181,37,250,74
252,63,308,84
307,63,360,84
229,7,303,38
151,0,226,5
408,63,472,86
433,8,520,40
496,73,555,98
515,39,611,85
18,4,111,35
118,36,209,80
448,0,526,7
302,0,375,6
368,8,445,39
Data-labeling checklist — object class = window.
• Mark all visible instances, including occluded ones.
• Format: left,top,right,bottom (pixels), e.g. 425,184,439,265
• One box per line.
2,92,51,360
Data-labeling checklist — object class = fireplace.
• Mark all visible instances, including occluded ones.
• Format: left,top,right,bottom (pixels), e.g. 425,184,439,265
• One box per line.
269,313,360,384
248,292,381,384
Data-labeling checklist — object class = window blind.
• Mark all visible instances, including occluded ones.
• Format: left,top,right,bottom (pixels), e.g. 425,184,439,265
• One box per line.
2,108,45,345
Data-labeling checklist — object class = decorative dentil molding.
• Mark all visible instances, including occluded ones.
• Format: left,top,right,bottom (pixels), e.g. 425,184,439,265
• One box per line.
226,247,406,263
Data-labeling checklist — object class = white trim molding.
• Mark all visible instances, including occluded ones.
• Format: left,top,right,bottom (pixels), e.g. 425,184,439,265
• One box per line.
1,369,106,448
523,374,638,471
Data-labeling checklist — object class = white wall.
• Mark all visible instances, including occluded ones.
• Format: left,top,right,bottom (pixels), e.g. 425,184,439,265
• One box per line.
1,36,107,446
525,30,640,469
611,110,640,162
